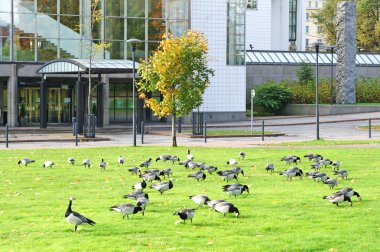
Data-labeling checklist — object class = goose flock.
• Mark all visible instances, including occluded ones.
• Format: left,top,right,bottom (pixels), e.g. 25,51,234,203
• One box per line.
18,149,362,232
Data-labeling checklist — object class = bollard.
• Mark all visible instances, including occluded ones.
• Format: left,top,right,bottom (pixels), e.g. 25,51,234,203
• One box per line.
369,118,372,139
141,121,144,144
5,123,9,148
72,117,77,136
204,121,207,143
178,117,182,133
261,120,265,141
75,122,78,146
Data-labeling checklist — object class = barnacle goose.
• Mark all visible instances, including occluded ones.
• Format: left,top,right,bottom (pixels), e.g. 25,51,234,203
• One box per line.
123,190,147,200
324,178,338,189
174,209,195,224
310,162,322,171
117,156,125,166
65,196,95,232
149,179,174,194
99,159,106,171
144,169,160,176
128,167,141,175
206,199,227,209
226,159,238,166
320,159,333,167
214,202,240,218
312,172,328,182
337,188,362,201
189,195,211,208
43,160,55,168
222,184,249,198
334,170,348,179
323,192,352,207
136,194,149,210
68,157,75,165
238,152,246,160
279,167,303,180
187,149,195,161
202,166,218,174
217,170,238,182
179,159,192,167
110,203,144,219
155,155,172,162
140,158,152,169
139,172,161,182
132,180,147,191
160,168,173,179
281,156,301,165
188,171,206,182
265,163,275,173
82,159,91,168
231,167,244,177
332,161,341,171
169,155,180,164
18,158,35,166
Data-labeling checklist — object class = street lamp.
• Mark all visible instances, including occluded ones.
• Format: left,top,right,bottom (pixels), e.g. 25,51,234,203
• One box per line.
126,38,142,147
315,43,320,140
326,45,336,105
250,89,255,134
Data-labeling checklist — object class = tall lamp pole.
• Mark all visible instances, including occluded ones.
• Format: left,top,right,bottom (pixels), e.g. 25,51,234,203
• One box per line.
327,45,335,105
250,89,255,134
315,43,320,140
126,38,142,147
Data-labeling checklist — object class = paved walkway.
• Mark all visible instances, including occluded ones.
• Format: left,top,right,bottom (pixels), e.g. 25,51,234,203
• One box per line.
1,112,380,149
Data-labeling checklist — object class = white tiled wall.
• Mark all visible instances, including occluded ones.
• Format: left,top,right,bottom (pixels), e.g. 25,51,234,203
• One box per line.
246,1,272,50
191,0,246,113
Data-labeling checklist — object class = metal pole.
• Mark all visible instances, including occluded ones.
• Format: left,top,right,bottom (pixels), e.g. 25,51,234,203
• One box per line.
316,44,320,140
178,117,182,133
75,122,78,146
132,45,137,146
204,120,207,143
261,120,264,141
141,121,144,144
369,118,372,139
251,95,253,134
330,47,334,105
5,123,9,148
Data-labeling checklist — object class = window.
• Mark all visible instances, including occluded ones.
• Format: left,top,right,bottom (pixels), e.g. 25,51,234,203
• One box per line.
316,1,318,8
306,39,309,46
289,0,297,41
317,26,322,33
247,0,257,10
227,0,245,65
306,26,309,34
309,1,311,8
306,13,309,21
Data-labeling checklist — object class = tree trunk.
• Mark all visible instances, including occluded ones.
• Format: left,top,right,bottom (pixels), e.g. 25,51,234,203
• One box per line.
172,113,177,147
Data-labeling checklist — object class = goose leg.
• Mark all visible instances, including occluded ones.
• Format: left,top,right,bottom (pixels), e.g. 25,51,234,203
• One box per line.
74,225,78,232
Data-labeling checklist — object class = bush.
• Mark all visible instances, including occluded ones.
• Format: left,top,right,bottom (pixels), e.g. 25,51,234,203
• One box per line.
296,62,314,84
254,81,292,114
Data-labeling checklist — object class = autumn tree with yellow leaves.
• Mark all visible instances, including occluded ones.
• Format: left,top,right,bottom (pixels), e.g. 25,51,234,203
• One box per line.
138,31,214,147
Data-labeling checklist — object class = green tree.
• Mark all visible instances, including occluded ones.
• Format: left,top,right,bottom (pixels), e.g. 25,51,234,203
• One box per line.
137,31,215,147
255,82,292,114
312,0,380,51
296,62,314,84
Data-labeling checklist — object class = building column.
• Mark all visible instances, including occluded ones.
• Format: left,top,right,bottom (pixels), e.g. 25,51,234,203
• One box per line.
76,74,84,134
96,74,103,127
102,74,109,126
7,64,18,127
40,74,47,128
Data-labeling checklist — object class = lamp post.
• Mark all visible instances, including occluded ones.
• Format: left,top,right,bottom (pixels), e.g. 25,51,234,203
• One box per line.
250,89,255,134
126,38,142,147
315,43,320,140
326,45,336,105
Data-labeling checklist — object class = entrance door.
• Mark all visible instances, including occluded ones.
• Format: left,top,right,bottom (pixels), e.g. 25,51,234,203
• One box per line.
48,87,74,124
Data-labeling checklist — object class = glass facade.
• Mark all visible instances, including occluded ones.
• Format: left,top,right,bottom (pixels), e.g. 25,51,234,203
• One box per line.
227,0,245,65
289,0,297,41
0,0,190,62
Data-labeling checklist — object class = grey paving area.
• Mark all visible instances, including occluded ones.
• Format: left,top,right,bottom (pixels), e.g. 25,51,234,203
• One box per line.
1,112,380,149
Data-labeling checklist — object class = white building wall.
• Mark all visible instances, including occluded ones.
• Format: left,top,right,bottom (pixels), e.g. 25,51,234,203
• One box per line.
271,0,289,50
246,2,272,50
191,0,246,113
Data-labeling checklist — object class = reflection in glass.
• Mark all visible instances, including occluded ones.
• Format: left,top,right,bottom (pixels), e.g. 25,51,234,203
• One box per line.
59,39,80,58
14,0,35,13
0,1,12,12
105,40,124,59
148,19,165,41
15,36,35,61
60,0,79,15
127,18,145,41
126,41,145,61
37,14,58,38
0,13,11,36
148,42,160,56
127,0,145,17
18,88,40,123
106,0,124,16
168,20,188,37
14,13,36,34
37,38,58,61
168,0,189,20
1,37,11,61
148,0,164,18
37,0,58,14
60,15,80,38
106,18,124,40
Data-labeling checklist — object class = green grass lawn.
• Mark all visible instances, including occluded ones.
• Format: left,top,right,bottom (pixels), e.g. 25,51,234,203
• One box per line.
1,146,379,251
358,125,380,130
272,139,380,146
183,129,276,136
